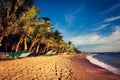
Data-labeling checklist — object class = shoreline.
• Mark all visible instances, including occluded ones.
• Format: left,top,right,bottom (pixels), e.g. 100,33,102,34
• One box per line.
0,54,120,80
86,54,120,75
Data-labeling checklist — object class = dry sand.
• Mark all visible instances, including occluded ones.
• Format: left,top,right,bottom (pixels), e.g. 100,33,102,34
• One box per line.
0,54,120,80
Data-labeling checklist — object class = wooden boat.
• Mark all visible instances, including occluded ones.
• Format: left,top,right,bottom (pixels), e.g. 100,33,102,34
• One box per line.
0,52,32,59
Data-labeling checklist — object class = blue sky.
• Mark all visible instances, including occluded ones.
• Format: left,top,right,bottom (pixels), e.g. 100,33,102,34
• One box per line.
36,0,120,52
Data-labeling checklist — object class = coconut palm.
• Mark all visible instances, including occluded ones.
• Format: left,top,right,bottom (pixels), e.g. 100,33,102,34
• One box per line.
28,17,53,53
0,0,81,54
15,5,39,52
0,0,36,43
0,0,22,43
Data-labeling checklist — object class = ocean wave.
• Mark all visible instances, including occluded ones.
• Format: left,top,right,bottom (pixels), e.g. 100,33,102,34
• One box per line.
86,54,120,75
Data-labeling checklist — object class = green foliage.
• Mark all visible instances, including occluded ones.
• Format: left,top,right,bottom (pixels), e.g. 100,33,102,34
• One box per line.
73,47,81,54
0,0,81,55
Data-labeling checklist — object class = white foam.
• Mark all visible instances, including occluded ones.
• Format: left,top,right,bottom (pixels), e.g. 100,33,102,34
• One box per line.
86,54,120,75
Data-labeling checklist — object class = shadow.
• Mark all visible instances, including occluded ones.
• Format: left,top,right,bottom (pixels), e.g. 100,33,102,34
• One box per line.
0,57,25,61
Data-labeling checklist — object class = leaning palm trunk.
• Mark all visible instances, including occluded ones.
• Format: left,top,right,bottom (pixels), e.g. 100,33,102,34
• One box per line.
45,45,50,52
29,41,37,52
0,36,4,43
43,46,49,55
11,44,16,52
36,44,40,53
24,38,27,51
15,34,24,52
43,47,46,54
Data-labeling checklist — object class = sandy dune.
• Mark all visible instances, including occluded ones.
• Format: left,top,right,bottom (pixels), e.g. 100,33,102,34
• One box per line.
0,54,120,80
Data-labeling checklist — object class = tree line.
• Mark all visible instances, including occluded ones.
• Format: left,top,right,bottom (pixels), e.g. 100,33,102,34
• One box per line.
0,0,81,55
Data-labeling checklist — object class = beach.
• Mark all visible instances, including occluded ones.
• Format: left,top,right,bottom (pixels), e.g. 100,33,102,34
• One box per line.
0,54,120,80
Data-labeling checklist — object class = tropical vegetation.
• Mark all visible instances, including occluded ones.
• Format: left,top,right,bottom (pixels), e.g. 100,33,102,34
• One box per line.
0,0,81,55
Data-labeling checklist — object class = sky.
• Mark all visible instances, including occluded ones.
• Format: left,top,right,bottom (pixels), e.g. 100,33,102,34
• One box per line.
35,0,120,52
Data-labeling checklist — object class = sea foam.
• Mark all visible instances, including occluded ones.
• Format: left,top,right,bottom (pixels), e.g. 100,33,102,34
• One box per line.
86,54,120,75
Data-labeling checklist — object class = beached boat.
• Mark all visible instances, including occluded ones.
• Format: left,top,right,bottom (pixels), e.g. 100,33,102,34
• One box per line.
9,52,32,58
46,50,56,56
0,52,32,59
19,52,32,58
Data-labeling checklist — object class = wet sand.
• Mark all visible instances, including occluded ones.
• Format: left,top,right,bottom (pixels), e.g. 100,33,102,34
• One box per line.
0,54,120,80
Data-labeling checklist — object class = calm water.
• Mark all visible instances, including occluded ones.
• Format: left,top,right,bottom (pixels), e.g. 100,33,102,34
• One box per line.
91,52,120,69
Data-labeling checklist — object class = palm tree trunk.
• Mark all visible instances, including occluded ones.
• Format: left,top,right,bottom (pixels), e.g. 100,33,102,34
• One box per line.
0,36,4,43
11,44,16,52
24,38,27,51
43,47,46,54
29,41,36,52
15,34,24,52
46,45,50,52
36,44,40,52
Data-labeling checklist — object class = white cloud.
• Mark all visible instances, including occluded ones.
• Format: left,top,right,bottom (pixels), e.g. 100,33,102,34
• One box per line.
67,34,101,45
99,24,108,29
66,26,120,52
64,9,80,25
98,26,120,44
90,24,109,31
102,3,120,14
105,16,120,22
89,15,120,32
65,15,75,24
83,44,120,52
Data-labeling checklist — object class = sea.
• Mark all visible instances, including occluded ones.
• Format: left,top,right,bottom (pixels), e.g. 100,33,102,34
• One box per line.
86,52,120,75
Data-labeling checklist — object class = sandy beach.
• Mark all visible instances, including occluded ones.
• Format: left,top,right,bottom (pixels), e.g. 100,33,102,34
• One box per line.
0,54,120,80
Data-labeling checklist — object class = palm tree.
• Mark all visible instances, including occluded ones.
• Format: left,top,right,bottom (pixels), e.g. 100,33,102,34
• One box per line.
28,17,53,53
51,30,66,53
15,5,39,52
0,0,36,43
28,25,42,52
0,0,81,54
0,0,21,43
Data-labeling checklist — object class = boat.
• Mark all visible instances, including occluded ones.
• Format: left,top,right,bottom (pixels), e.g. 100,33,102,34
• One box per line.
0,52,32,59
